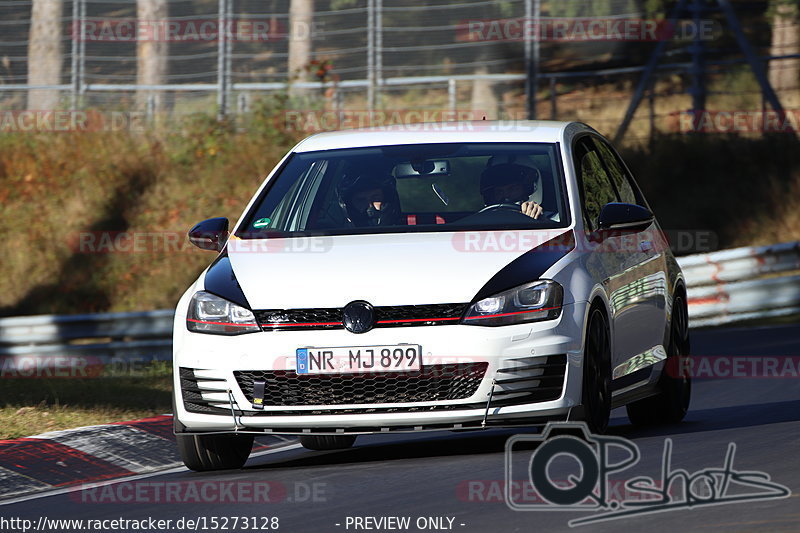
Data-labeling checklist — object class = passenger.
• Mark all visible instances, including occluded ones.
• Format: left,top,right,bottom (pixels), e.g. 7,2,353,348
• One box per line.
336,171,403,227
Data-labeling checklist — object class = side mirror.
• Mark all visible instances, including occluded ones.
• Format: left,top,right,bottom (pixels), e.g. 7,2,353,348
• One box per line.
188,217,229,251
597,203,654,232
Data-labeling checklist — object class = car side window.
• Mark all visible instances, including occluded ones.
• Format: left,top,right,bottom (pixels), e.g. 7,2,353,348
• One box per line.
574,138,617,231
591,137,639,206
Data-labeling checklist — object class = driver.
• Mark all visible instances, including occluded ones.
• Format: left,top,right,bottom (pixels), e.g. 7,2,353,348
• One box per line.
479,155,544,219
336,171,403,227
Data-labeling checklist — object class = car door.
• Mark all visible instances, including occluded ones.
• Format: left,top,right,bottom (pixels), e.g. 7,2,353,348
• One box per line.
573,136,667,388
591,136,669,383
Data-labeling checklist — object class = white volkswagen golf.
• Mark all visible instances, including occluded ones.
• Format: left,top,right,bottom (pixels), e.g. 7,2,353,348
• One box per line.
172,120,690,471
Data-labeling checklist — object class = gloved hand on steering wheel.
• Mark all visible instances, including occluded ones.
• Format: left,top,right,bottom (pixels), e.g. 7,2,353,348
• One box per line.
479,160,544,219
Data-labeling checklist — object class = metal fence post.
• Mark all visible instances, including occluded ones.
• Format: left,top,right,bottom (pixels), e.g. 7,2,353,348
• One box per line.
524,0,532,119
227,0,233,114
367,0,375,113
78,0,86,100
217,0,228,120
70,0,79,109
146,94,156,122
525,0,541,120
376,0,382,108
688,0,706,113
448,78,457,114
237,91,249,114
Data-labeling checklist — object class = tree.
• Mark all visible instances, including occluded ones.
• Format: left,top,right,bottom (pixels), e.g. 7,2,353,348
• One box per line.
136,0,168,112
288,0,314,98
27,0,63,110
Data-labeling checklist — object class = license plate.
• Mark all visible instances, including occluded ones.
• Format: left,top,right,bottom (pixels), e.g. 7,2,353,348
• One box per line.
296,345,422,374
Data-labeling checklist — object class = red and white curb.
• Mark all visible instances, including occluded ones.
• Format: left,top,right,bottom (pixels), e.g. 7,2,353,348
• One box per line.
0,415,293,501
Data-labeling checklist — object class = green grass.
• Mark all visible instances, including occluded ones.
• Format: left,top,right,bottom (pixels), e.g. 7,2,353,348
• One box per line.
0,362,173,439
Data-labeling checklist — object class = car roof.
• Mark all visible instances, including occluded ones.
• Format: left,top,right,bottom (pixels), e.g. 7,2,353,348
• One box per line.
292,120,594,152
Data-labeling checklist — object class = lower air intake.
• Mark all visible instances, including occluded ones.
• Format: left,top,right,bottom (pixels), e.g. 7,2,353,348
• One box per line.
234,363,489,406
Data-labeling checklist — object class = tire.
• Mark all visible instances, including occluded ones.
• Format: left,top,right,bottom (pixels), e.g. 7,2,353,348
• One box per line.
299,435,357,451
626,294,692,426
177,433,254,472
581,306,612,434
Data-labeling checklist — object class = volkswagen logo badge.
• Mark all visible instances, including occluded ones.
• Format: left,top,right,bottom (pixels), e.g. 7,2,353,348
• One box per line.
342,300,375,334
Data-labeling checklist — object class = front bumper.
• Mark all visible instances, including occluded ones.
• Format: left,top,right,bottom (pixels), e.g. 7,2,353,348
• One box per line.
173,302,588,434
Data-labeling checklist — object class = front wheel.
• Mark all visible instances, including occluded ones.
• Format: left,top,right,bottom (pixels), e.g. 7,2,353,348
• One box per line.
176,433,254,471
581,307,612,434
626,294,691,426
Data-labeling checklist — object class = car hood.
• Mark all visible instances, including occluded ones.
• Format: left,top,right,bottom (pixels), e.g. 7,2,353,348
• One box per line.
223,230,571,309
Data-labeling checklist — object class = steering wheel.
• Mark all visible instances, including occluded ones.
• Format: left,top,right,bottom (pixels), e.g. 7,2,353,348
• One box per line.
477,203,522,214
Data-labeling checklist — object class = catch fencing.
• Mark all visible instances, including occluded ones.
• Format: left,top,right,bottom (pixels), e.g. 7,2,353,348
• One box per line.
2,1,799,143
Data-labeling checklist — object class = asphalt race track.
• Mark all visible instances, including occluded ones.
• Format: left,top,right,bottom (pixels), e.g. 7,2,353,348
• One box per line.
3,324,799,533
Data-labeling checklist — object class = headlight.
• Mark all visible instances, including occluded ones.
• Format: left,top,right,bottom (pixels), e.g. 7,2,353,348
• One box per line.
186,291,261,335
462,280,563,326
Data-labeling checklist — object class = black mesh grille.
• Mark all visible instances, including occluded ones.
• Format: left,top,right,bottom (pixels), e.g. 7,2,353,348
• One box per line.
180,367,231,414
234,363,488,406
492,354,567,404
254,303,467,330
255,308,342,330
375,303,467,327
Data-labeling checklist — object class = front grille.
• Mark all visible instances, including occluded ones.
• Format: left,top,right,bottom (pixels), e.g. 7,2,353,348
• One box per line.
234,363,488,406
254,303,467,331
374,303,468,327
255,308,342,329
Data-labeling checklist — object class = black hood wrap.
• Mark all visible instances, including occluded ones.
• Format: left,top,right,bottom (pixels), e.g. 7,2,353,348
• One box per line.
471,231,575,303
204,231,574,312
203,251,251,309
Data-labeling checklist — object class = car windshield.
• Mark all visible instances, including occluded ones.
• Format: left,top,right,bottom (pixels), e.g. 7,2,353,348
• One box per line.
237,142,568,238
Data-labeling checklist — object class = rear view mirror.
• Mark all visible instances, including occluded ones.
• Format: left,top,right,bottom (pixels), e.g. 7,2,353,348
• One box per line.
597,203,654,232
188,217,229,251
395,160,450,178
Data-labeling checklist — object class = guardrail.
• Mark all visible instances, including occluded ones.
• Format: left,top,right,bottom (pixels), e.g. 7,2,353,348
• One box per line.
677,241,800,327
0,242,797,365
0,310,173,369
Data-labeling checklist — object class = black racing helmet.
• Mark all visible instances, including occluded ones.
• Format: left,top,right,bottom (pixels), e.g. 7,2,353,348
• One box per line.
336,171,402,227
479,155,541,205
